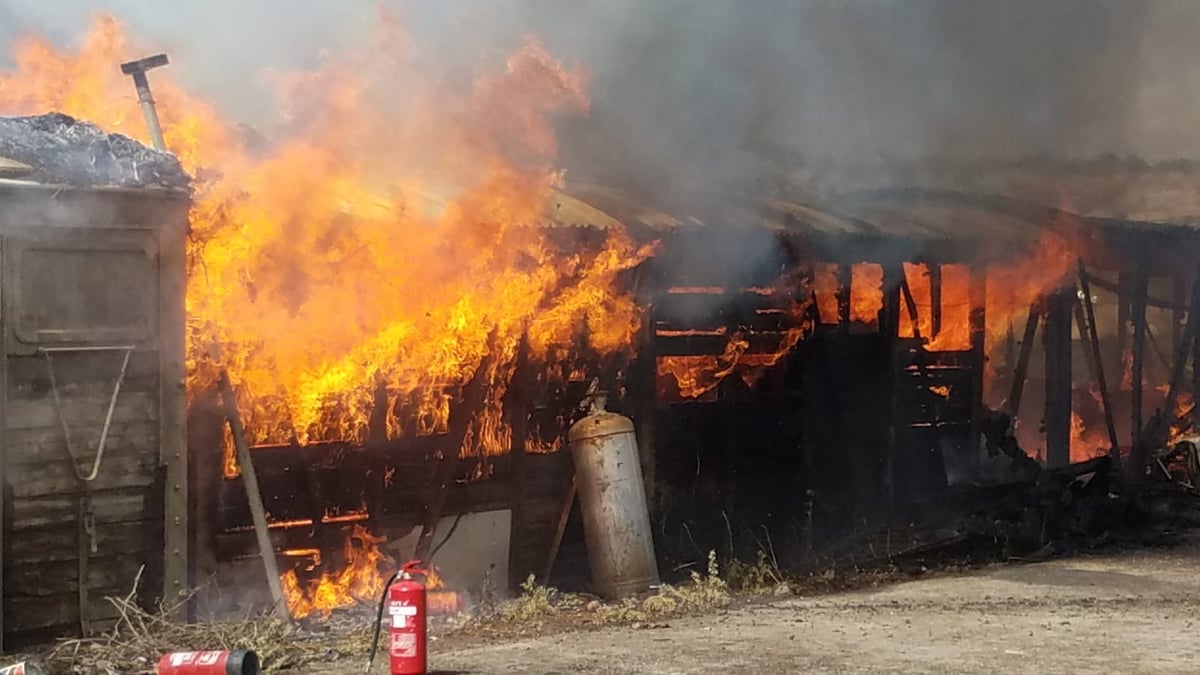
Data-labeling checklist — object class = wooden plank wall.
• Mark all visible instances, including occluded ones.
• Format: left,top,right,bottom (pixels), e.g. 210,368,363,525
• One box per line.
198,451,573,616
3,349,163,647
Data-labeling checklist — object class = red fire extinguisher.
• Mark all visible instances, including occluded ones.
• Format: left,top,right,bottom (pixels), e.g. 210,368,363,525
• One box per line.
386,560,428,675
155,650,259,675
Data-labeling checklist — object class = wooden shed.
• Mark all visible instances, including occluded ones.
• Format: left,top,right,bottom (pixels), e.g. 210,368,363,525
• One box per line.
0,177,188,649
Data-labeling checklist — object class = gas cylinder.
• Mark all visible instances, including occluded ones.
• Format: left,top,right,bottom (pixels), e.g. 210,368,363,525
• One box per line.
155,650,258,675
567,393,660,599
388,560,428,675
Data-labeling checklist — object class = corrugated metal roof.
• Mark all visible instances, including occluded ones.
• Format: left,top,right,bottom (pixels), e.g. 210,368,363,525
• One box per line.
548,183,1200,245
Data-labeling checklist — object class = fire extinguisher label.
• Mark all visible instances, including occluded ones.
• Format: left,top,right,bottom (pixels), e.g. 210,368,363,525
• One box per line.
389,604,418,616
391,631,417,657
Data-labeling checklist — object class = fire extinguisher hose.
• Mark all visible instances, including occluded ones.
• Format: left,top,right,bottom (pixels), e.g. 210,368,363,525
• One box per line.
364,568,402,674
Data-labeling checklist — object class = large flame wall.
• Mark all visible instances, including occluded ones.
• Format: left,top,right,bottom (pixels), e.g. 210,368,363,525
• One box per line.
0,15,652,453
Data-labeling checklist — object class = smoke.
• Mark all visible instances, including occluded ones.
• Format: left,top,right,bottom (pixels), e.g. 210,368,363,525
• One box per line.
2,1,1196,198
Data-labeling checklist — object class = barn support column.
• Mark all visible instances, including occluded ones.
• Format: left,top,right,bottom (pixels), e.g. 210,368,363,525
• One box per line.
967,265,986,470
1130,252,1150,477
880,261,903,517
1044,287,1073,468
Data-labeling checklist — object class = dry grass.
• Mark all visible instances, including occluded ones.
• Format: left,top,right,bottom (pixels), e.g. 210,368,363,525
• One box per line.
37,570,373,675
497,574,582,622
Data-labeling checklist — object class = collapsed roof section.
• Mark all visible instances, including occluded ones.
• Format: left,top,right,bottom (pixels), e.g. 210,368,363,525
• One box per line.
0,113,190,191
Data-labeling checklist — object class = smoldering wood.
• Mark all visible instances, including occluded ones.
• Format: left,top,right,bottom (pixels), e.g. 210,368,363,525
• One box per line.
1077,262,1121,458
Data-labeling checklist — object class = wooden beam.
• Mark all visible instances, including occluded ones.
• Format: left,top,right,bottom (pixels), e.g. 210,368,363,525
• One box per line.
1077,262,1120,460
1044,288,1073,468
1007,301,1042,418
541,470,576,585
880,261,904,516
836,263,851,333
1130,253,1150,476
217,371,285,614
930,264,943,339
966,266,986,471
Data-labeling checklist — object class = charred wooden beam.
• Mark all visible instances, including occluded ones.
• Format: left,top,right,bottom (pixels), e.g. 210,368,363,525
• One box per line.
967,267,986,471
1044,289,1073,468
217,370,286,614
881,261,904,516
1007,301,1042,418
899,274,923,341
930,264,943,339
1077,262,1120,460
836,263,852,334
542,470,576,585
1131,253,1150,475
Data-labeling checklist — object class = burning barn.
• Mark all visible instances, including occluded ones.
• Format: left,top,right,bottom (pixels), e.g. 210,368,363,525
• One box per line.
4,15,1200,656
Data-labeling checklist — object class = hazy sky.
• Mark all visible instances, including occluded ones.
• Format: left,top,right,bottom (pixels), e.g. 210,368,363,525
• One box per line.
2,1,1198,189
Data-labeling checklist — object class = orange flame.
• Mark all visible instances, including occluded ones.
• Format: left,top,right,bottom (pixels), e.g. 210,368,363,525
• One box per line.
657,280,811,399
0,16,653,454
280,525,391,619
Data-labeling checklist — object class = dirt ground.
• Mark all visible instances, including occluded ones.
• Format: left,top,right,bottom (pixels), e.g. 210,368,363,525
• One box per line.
395,542,1200,674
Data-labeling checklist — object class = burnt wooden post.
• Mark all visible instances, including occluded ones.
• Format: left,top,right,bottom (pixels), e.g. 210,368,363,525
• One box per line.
1007,301,1042,418
1044,288,1074,468
1174,275,1187,353
930,264,943,339
1194,265,1200,432
880,261,904,516
967,266,987,469
1130,253,1150,475
836,263,852,334
1077,262,1120,459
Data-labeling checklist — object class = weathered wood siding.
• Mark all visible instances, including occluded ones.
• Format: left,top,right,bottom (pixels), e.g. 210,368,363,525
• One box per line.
0,183,188,649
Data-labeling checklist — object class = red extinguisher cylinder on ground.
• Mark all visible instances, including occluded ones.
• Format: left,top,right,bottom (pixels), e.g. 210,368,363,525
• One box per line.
156,649,259,675
389,560,428,675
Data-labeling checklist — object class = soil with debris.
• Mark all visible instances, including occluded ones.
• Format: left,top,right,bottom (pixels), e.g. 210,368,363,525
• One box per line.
395,540,1200,674
0,113,190,189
